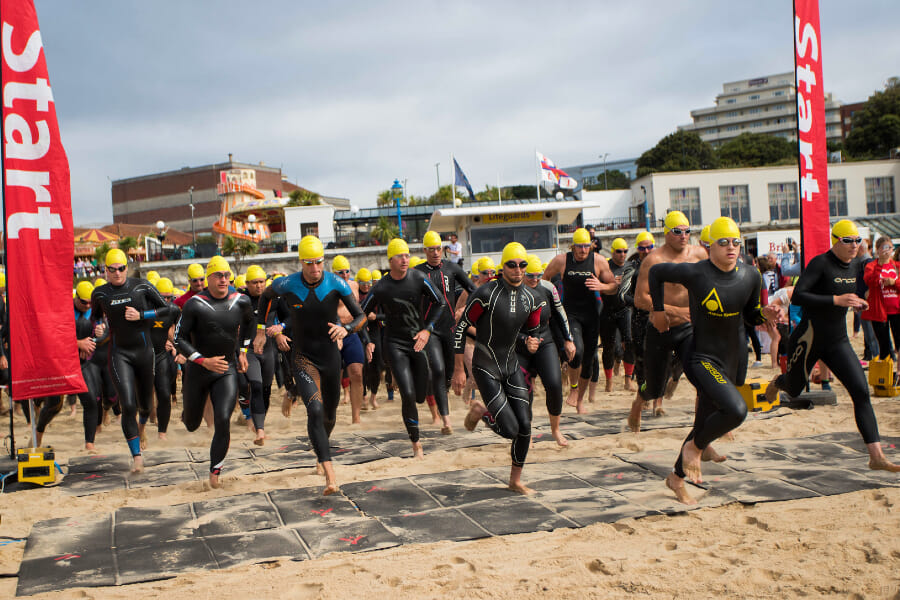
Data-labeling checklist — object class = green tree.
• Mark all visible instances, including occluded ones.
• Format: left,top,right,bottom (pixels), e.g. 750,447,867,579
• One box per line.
94,242,111,264
845,77,900,159
426,185,467,205
377,189,402,207
636,131,718,177
287,189,322,206
583,169,631,190
221,235,259,274
474,185,514,203
507,185,550,200
716,132,797,168
371,216,399,244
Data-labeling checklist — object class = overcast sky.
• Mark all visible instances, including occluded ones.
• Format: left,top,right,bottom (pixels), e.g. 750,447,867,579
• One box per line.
18,0,900,225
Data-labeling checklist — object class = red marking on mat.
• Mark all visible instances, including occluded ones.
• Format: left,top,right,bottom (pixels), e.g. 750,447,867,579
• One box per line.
533,434,543,439
366,485,383,493
403,512,425,517
55,554,80,561
311,508,333,516
278,445,289,451
335,448,350,454
340,535,365,545
85,474,102,480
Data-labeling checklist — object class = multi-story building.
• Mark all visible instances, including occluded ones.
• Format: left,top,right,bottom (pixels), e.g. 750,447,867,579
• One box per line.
679,72,843,148
111,155,349,237
561,157,639,190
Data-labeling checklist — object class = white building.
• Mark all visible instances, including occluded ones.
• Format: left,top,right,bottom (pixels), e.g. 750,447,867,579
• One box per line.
678,72,843,148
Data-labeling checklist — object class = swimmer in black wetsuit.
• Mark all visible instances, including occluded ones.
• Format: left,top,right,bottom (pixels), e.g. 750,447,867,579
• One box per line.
175,256,254,489
361,238,446,457
242,265,277,445
600,238,638,393
452,242,543,494
417,230,477,433
254,236,367,494
767,219,900,474
73,281,103,451
543,228,617,414
649,217,782,503
333,255,367,425
518,254,575,447
149,278,180,441
90,249,175,472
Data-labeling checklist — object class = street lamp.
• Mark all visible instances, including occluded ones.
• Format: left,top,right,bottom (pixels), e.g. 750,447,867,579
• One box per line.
391,178,404,236
600,153,609,190
155,220,166,261
246,214,257,237
189,186,196,246
434,163,441,191
641,185,650,231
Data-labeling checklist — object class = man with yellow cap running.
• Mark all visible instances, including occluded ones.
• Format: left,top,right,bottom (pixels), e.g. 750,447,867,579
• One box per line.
149,278,180,440
543,227,618,413
648,217,782,503
599,237,638,392
175,263,206,308
452,242,543,494
90,248,175,472
332,255,367,425
176,256,254,489
254,236,368,493
628,211,708,432
766,219,900,475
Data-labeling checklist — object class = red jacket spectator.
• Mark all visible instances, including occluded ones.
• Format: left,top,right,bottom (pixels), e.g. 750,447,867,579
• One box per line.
861,258,900,322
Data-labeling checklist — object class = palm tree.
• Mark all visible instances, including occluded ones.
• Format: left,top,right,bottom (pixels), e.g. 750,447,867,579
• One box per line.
116,236,140,275
287,189,322,206
371,216,399,245
93,242,111,264
222,235,259,274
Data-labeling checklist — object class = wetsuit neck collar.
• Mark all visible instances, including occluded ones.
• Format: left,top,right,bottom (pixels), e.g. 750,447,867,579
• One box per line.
708,257,737,275
388,269,408,281
301,273,323,288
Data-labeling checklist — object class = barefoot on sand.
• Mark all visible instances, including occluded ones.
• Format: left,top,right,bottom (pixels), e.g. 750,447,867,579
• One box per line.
681,441,703,483
316,462,325,476
253,430,266,446
209,471,221,489
131,455,144,474
508,481,535,495
412,441,425,459
627,397,643,433
323,484,339,496
869,457,900,472
552,429,569,447
701,445,727,463
665,472,697,505
464,401,487,431
282,393,294,418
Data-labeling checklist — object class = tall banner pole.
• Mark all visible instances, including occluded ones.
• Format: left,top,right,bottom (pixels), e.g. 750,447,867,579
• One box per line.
534,150,541,202
793,0,830,266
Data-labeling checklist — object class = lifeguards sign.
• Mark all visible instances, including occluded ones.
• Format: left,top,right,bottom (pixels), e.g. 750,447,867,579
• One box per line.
2,1,85,399
794,0,829,266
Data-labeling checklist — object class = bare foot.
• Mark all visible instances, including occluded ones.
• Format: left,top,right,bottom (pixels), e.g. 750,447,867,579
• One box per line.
428,402,441,426
624,377,637,392
464,401,487,431
209,471,221,489
576,400,588,414
253,429,266,446
139,427,148,450
764,377,780,406
663,378,679,400
565,386,578,408
158,432,168,441
701,445,727,462
552,429,569,447
508,481,536,495
412,442,425,459
869,457,900,472
654,406,667,417
131,455,145,474
282,393,294,418
369,396,380,410
665,472,697,505
316,462,325,476
441,425,453,435
85,442,96,453
323,484,339,496
605,379,613,393
246,417,256,433
69,404,77,417
681,441,703,483
627,397,643,433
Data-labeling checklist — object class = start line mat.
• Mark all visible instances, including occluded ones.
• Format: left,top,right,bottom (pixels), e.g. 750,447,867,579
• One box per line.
6,406,789,497
15,433,899,596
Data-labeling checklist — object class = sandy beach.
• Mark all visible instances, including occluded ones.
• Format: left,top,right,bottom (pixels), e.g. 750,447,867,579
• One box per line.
2,342,900,599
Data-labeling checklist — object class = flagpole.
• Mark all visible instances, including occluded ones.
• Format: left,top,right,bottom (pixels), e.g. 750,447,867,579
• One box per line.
534,149,541,203
497,173,501,206
0,6,15,458
450,152,455,205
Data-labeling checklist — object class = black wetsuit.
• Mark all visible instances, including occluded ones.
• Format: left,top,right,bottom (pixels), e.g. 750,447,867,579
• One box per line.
515,280,573,417
649,259,767,479
149,302,180,435
75,300,103,443
360,268,444,443
559,252,601,374
455,278,541,467
600,258,636,378
91,278,174,457
175,290,254,474
245,291,277,431
416,259,476,417
623,254,651,388
259,272,366,463
774,250,880,444
359,288,385,397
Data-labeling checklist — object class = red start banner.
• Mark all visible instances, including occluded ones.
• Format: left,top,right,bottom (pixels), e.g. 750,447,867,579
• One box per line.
2,1,85,399
793,0,830,266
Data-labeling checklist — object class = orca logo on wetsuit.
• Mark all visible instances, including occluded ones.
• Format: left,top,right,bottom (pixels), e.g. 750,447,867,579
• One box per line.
833,277,856,284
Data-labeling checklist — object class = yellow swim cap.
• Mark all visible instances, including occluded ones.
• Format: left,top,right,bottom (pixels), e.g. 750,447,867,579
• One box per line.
423,231,442,248
700,225,711,245
332,255,350,272
298,235,324,260
387,238,410,259
635,231,656,246
145,271,160,283
356,268,372,282
206,256,231,277
525,254,543,274
155,277,174,295
542,261,548,271
0,272,6,288
501,242,528,265
372,269,382,280
831,219,859,242
611,238,628,251
709,216,741,242
573,228,591,245
93,277,107,287
471,263,480,277
265,279,272,287
245,265,266,282
234,274,247,288
273,273,285,279
105,248,127,267
75,281,94,301
187,263,205,280
663,210,690,232
478,257,497,273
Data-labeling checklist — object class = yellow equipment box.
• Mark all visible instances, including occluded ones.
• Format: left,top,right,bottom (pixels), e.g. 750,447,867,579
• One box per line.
17,447,56,486
868,357,899,397
739,378,779,412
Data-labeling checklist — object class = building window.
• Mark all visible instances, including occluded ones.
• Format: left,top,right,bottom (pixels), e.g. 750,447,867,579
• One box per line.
720,185,751,223
669,188,702,226
726,125,739,131
774,90,785,96
768,183,799,220
866,177,896,215
774,104,785,110
828,179,848,216
726,98,737,104
749,94,760,101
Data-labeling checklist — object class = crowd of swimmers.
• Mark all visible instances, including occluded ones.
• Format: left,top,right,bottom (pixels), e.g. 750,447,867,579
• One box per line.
2,213,898,501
